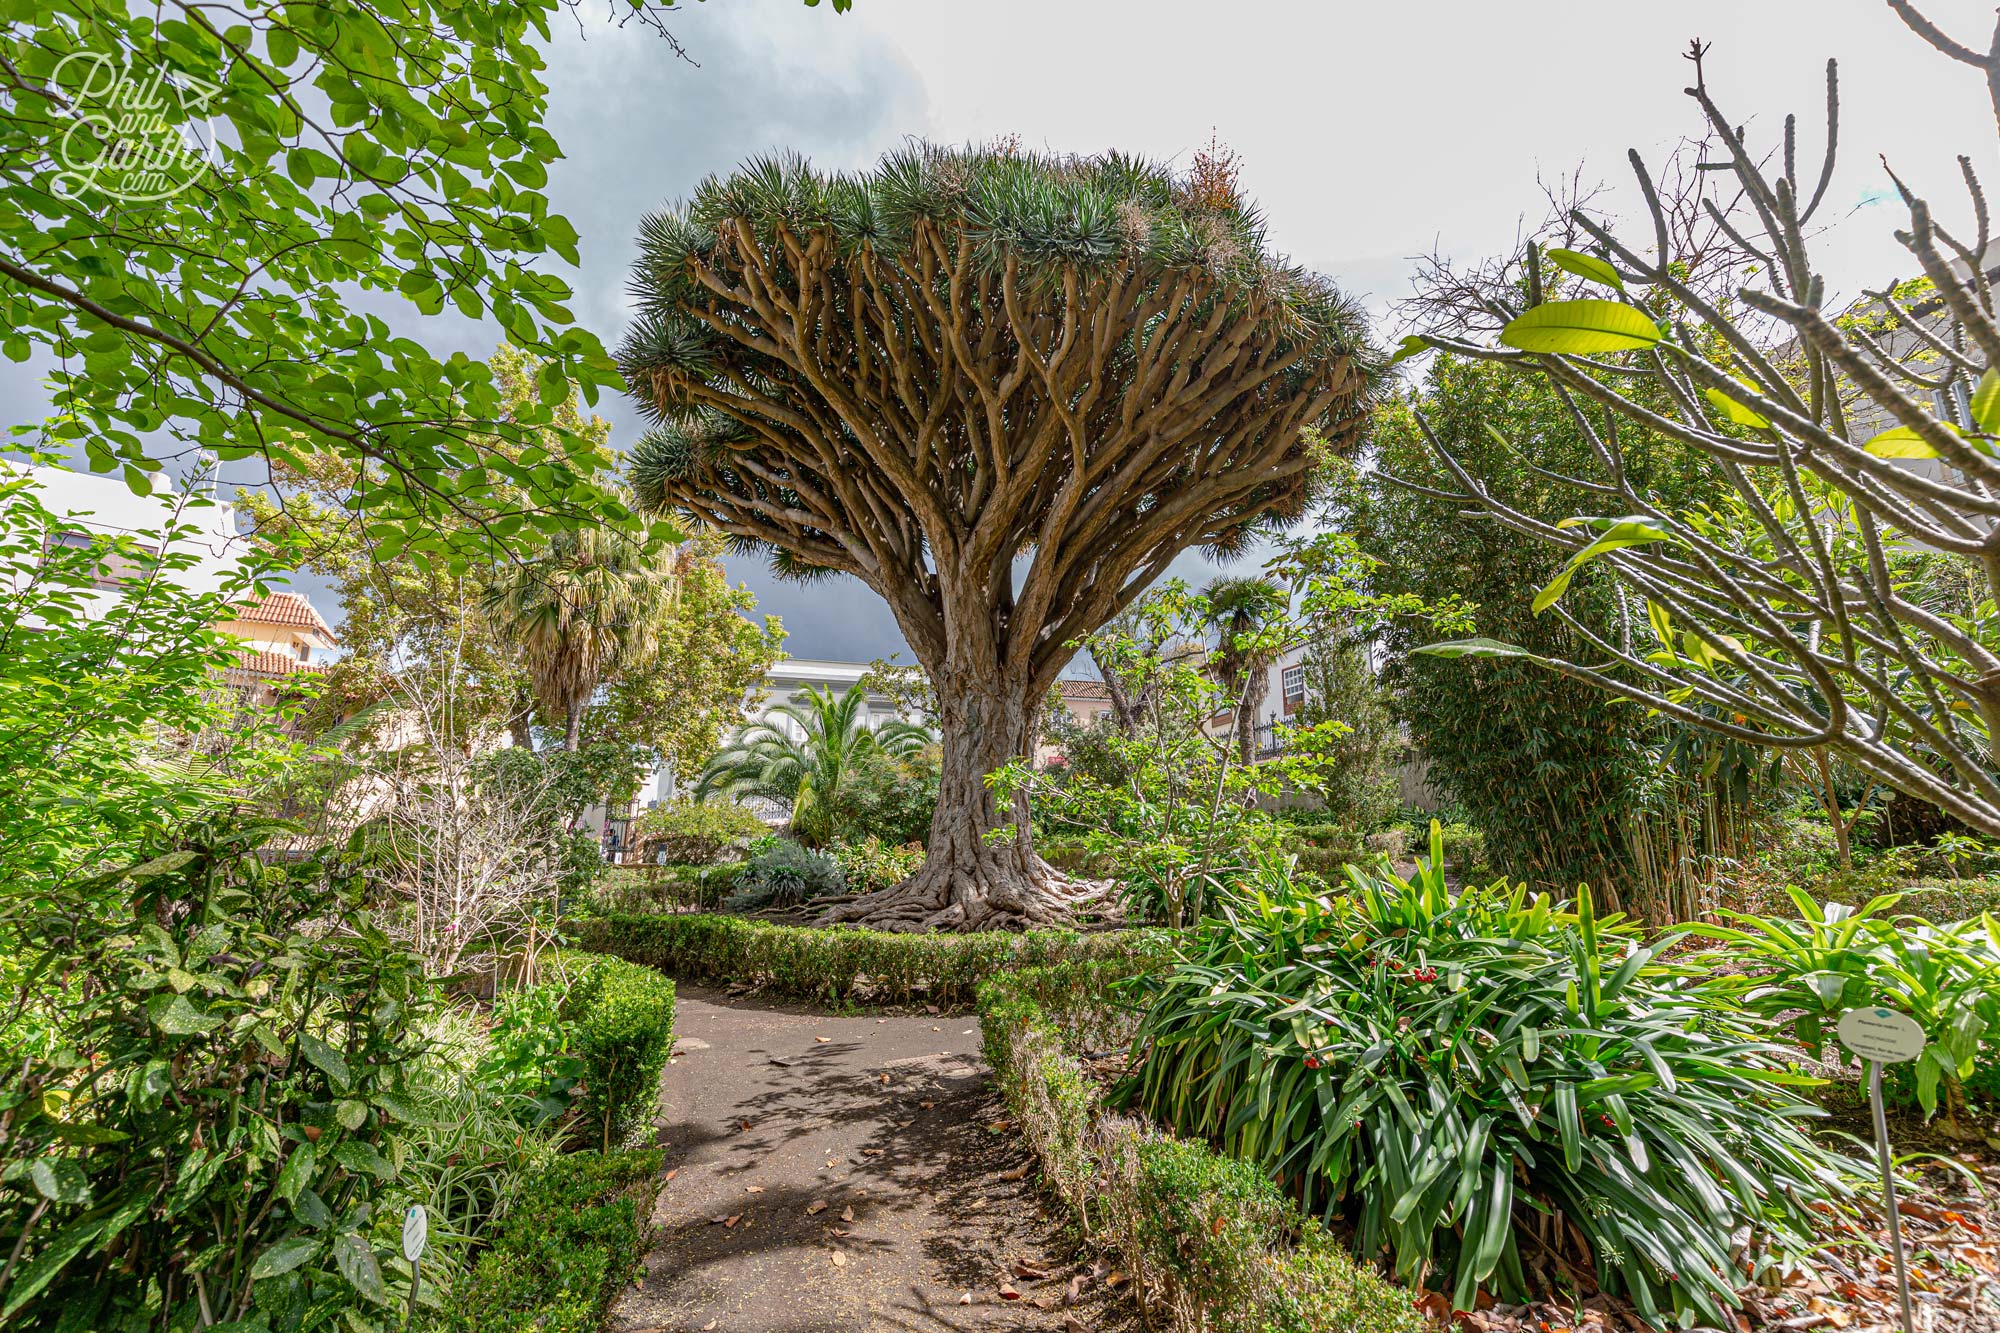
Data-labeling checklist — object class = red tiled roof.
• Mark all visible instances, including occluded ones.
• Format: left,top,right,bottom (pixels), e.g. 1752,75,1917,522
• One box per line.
226,649,328,680
1055,679,1112,701
229,590,336,640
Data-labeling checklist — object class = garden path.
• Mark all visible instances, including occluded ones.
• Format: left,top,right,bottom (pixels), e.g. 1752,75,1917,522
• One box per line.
609,986,1133,1333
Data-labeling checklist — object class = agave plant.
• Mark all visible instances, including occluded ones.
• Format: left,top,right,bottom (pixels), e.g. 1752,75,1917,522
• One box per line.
1120,824,1859,1326
695,683,931,847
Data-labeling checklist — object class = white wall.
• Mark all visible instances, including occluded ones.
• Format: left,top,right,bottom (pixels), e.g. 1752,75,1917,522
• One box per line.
21,463,247,599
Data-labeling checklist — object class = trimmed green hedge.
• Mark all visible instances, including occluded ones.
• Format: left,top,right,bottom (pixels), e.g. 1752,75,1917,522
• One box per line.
575,913,1160,1007
977,962,1423,1333
559,953,677,1151
432,1149,661,1333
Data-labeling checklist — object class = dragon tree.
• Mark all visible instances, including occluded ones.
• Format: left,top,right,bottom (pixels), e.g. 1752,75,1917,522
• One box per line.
619,144,1376,928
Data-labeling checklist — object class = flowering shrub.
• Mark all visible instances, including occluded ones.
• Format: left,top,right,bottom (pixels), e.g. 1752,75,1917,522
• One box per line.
1121,824,1860,1326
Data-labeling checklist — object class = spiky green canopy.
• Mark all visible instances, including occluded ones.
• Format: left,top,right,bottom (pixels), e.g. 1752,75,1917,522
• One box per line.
619,142,1378,688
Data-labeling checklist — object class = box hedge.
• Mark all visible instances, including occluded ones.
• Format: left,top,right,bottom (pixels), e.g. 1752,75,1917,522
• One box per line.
431,1148,661,1333
558,952,677,1151
976,961,1423,1333
574,913,1160,1007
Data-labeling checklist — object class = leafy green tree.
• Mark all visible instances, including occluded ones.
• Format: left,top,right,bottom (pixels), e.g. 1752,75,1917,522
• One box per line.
697,684,931,848
1203,575,1286,764
0,460,266,884
1292,628,1400,831
580,534,785,778
0,0,743,556
1354,358,1716,908
482,527,680,752
622,142,1377,928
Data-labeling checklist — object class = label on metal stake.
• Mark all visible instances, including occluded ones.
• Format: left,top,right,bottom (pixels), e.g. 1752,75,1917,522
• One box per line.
1836,1007,1925,1064
402,1204,429,1263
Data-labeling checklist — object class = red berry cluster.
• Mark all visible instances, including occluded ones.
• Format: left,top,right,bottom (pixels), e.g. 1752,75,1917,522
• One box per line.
1407,966,1438,983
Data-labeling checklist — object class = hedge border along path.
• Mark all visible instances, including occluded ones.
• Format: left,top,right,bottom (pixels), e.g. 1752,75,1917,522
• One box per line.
976,960,1428,1333
574,911,1165,1007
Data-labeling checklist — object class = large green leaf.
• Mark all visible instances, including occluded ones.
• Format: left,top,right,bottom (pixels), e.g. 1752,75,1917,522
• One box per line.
1544,248,1623,292
1411,637,1549,664
1499,300,1662,355
250,1234,320,1281
1532,517,1675,614
1971,368,2000,434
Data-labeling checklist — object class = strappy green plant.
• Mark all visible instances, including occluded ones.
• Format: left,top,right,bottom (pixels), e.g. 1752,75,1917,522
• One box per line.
1120,824,1860,1326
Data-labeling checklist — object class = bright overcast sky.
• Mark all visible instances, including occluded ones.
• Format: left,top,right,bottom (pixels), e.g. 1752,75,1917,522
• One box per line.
536,0,1991,662
13,0,1997,662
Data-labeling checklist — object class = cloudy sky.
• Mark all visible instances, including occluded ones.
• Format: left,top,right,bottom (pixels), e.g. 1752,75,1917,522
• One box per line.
17,0,1999,661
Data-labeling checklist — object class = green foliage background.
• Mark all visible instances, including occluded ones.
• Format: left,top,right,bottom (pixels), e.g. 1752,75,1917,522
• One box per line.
1354,357,1717,902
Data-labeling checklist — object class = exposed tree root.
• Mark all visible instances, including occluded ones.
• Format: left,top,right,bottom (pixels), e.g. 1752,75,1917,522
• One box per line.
817,856,1119,932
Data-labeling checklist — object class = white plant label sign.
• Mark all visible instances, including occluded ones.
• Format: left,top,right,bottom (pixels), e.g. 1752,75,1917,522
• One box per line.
402,1204,428,1263
1837,1007,1925,1064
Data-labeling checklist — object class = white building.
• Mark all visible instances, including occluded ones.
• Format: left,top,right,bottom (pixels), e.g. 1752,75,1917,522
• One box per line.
21,462,246,600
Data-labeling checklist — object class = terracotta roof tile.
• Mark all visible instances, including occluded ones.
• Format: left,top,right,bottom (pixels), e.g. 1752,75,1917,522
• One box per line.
1056,679,1112,701
226,649,327,679
229,590,336,640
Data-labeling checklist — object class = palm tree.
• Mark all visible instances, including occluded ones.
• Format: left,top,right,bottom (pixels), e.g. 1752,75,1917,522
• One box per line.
483,530,682,752
1203,576,1287,765
696,683,931,846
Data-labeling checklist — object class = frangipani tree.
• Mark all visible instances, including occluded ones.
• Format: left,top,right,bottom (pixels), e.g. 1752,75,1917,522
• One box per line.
1403,18,2000,840
620,143,1377,927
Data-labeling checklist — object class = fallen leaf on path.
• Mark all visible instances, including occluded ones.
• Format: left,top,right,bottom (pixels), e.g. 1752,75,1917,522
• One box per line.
925,1005,939,1015
862,1148,882,1156
840,1205,854,1222
1065,1274,1086,1304
931,1026,941,1032
815,1036,831,1043
702,1322,717,1331
1063,1317,1087,1332
999,1165,1030,1182
724,1215,741,1228
958,1293,973,1306
745,1185,763,1194
829,1250,847,1267
1106,1271,1127,1289
736,1118,752,1132
664,1169,678,1182
1013,1260,1048,1279
998,1281,1021,1301
920,1101,935,1110
986,1120,1012,1133
878,1074,890,1084
806,1199,828,1215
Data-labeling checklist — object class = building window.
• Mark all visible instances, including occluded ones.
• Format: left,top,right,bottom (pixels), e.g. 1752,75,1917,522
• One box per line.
1095,708,1112,723
43,530,160,589
1282,664,1306,703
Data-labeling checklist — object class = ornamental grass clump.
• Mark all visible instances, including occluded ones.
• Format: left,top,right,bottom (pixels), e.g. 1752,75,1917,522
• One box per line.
1121,824,1861,1328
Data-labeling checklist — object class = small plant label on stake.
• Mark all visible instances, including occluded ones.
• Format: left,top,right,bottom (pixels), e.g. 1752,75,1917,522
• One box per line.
402,1204,428,1332
1836,1006,1925,1333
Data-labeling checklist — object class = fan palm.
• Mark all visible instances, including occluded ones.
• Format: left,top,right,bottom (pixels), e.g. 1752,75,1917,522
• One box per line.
1203,575,1287,765
696,683,931,846
483,530,682,752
